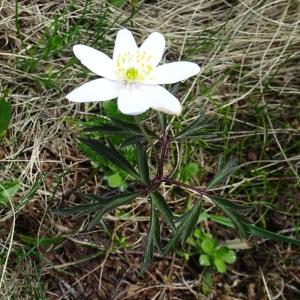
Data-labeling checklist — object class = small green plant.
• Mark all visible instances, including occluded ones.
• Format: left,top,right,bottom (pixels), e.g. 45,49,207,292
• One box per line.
0,181,20,206
187,228,236,273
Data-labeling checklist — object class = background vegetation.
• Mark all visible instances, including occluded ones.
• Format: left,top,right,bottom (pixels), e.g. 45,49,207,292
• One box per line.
0,0,299,299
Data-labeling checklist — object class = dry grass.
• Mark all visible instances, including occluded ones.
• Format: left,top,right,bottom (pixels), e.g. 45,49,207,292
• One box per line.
1,0,300,299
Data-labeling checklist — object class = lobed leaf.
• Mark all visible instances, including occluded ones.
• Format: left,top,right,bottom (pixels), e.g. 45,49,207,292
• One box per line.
150,192,175,231
174,112,211,140
87,191,141,229
136,142,150,185
164,201,202,254
141,203,162,274
80,138,140,180
208,156,237,189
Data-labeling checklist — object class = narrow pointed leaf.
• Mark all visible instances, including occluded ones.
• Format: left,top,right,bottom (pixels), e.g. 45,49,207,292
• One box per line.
121,136,144,148
80,138,140,180
53,203,99,216
181,201,202,241
213,198,248,239
87,191,141,229
151,204,162,252
247,225,300,246
136,142,150,184
110,117,158,138
208,156,237,189
164,201,202,254
150,192,175,231
141,202,162,273
174,112,210,140
141,228,154,274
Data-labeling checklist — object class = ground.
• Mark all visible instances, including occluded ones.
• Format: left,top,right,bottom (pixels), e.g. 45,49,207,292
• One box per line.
0,0,300,299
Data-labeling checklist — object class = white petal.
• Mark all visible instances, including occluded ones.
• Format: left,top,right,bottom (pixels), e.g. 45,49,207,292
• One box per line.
139,32,165,67
73,45,116,79
141,85,182,116
66,78,122,102
113,29,138,62
145,62,200,84
117,85,150,115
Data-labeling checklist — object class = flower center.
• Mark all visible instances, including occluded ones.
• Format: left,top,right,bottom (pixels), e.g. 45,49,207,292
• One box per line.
125,67,139,81
115,51,154,83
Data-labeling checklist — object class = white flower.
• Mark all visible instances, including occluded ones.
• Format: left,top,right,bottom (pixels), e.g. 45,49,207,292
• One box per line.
66,29,200,116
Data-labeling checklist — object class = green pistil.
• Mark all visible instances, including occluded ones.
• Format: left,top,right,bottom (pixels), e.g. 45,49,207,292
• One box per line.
126,67,139,81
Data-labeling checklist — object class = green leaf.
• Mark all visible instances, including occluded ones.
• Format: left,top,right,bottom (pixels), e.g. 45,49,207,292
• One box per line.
151,204,162,253
0,100,12,135
212,197,248,239
19,234,63,246
199,254,211,266
141,203,162,273
202,270,213,295
207,214,235,228
107,173,123,188
88,191,141,229
164,201,202,254
136,142,150,184
174,112,210,140
208,156,237,189
110,117,158,138
0,181,20,205
180,162,199,182
150,192,175,231
201,238,215,254
213,257,227,273
80,138,140,180
156,112,166,132
217,247,236,264
247,224,300,246
53,203,99,216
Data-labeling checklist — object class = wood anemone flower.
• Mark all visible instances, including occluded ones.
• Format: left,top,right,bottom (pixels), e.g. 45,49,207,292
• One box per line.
66,29,200,116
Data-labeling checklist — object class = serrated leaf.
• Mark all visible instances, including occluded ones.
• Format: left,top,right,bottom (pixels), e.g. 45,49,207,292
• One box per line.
208,156,237,189
110,117,158,138
0,100,12,135
141,228,154,274
88,191,141,229
247,224,300,246
152,204,162,253
150,192,175,231
53,203,99,216
174,112,210,140
141,203,162,273
0,181,20,205
164,201,202,254
136,142,150,185
212,198,248,239
80,138,140,180
120,136,144,148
